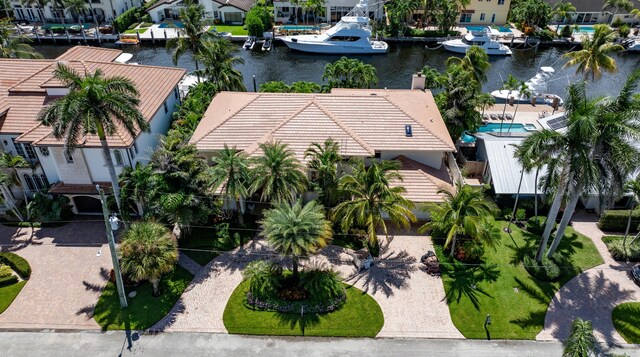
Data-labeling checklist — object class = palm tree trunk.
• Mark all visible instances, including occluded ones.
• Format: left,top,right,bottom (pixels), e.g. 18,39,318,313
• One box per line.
536,173,567,261
96,122,124,217
623,200,635,261
500,94,509,132
150,277,160,296
534,167,540,219
449,233,458,258
547,183,581,257
292,256,299,279
0,185,24,221
236,198,244,226
507,101,520,132
508,169,525,232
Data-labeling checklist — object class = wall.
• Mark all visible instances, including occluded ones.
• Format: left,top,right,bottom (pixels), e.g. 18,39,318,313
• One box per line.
0,134,19,157
10,0,142,23
462,0,511,25
380,150,444,169
36,146,60,183
82,147,131,182
132,86,179,164
50,147,93,184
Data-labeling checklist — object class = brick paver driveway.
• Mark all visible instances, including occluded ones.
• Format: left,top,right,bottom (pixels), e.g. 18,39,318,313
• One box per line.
0,222,112,330
536,210,640,346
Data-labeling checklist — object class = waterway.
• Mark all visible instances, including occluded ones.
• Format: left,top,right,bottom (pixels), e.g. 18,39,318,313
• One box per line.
35,43,640,98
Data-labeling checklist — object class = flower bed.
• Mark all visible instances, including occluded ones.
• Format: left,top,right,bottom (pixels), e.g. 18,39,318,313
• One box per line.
245,290,346,314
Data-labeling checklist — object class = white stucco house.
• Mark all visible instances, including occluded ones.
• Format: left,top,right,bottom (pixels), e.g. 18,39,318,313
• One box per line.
0,46,185,214
147,0,254,24
10,0,143,24
273,0,384,24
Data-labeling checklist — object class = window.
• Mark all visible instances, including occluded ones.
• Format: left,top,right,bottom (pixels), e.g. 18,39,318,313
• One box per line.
33,175,44,191
480,13,485,21
41,174,49,188
39,147,50,157
460,13,472,23
174,87,179,99
282,6,290,12
11,139,37,160
64,151,74,164
225,12,243,23
23,144,37,159
114,150,124,166
12,139,25,157
163,101,168,113
498,0,504,4
374,152,381,159
23,174,36,192
491,13,496,22
328,36,361,41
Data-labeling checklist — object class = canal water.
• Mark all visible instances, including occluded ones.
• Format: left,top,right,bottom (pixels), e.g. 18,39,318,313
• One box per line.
35,43,640,98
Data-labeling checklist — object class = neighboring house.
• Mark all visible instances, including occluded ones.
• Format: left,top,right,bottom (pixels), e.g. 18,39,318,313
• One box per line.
147,0,254,24
11,0,143,24
0,46,185,214
410,0,512,26
189,88,457,219
273,0,385,24
547,0,640,25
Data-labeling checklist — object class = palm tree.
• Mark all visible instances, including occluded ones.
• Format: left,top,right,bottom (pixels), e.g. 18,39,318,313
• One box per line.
21,0,49,25
0,170,24,221
304,139,342,208
562,24,624,81
421,65,443,89
193,38,245,91
0,152,31,220
260,200,332,279
119,163,152,217
63,0,87,29
623,174,640,261
499,74,519,132
603,0,633,23
562,318,599,357
166,0,213,76
119,221,178,296
445,46,491,84
249,141,307,204
0,19,43,59
332,159,416,255
552,1,576,28
322,57,378,89
37,63,149,216
419,182,498,257
305,0,325,23
507,80,532,132
209,144,250,225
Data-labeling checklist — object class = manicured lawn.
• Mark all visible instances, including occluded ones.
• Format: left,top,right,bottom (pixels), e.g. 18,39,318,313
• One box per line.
179,218,257,266
0,281,27,314
210,25,248,36
124,28,149,34
224,280,384,337
93,266,193,331
612,302,640,343
436,221,603,339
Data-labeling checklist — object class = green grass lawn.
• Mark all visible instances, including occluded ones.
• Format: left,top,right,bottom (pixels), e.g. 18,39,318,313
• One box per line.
93,266,193,331
179,218,257,266
436,221,603,339
224,280,384,337
0,281,27,314
612,302,640,343
123,28,149,34
210,25,248,36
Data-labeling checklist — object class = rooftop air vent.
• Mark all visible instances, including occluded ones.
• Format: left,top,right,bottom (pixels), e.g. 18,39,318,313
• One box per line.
405,125,412,137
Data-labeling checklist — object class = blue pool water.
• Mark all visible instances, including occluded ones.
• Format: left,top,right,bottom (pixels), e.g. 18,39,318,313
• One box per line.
557,25,596,33
465,25,512,33
159,22,184,28
461,123,537,143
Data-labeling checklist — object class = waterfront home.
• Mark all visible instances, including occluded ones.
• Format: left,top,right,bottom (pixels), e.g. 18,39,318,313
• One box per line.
11,0,143,24
273,0,385,24
147,0,254,24
0,46,185,214
409,0,512,26
189,88,457,218
547,0,639,25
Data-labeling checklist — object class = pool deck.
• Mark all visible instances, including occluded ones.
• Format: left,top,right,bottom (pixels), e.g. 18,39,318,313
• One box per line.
483,103,563,130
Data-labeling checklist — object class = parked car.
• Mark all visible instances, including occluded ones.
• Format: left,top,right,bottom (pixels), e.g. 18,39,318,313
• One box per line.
632,264,640,285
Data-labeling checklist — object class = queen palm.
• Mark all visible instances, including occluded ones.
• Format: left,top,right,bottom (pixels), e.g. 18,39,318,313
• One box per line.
562,24,624,81
119,221,178,296
332,159,416,255
507,80,532,132
260,200,332,279
209,144,250,225
562,318,599,357
304,139,342,208
193,38,245,91
166,0,213,74
322,57,378,89
37,63,149,216
445,46,491,84
552,1,576,27
0,19,42,59
249,141,307,204
419,183,498,257
499,74,519,131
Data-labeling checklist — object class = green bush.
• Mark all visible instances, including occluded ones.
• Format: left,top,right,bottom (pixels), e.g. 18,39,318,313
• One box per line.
27,193,73,223
612,17,624,28
0,275,18,288
560,24,573,37
0,252,31,278
140,14,152,23
0,264,12,278
618,25,631,38
527,216,555,235
245,5,271,37
113,7,145,33
454,239,485,262
524,254,561,281
300,269,344,299
534,29,556,41
242,260,282,299
598,209,640,232
602,235,640,261
515,208,527,221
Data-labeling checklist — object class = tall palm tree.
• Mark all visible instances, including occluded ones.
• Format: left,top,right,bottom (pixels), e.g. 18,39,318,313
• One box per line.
332,159,416,255
119,163,152,217
499,74,519,132
507,80,532,132
623,174,640,261
0,171,24,221
0,19,43,59
37,63,149,216
421,65,443,89
193,38,245,92
0,152,32,220
249,141,307,204
562,318,599,357
63,0,87,29
209,144,250,225
562,24,624,81
322,57,378,89
21,0,49,25
260,200,332,279
552,1,576,27
166,0,212,75
304,139,342,208
419,182,498,257
445,46,491,84
119,221,178,296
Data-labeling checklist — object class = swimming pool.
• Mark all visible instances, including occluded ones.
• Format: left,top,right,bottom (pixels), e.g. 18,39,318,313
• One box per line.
461,123,537,142
159,22,184,28
465,25,512,33
557,25,595,33
280,25,319,31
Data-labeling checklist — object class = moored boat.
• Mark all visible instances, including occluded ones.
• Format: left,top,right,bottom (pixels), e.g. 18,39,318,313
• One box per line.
490,67,564,107
442,27,511,56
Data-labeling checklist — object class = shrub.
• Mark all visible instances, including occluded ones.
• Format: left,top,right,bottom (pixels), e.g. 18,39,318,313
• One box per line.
534,29,556,41
598,209,640,232
560,24,573,37
524,254,561,281
407,28,458,37
618,25,630,38
454,239,485,262
611,17,624,28
602,235,640,261
0,275,18,287
245,5,271,37
27,193,73,223
242,260,282,299
300,269,345,299
0,264,12,278
113,7,145,33
515,208,527,222
0,252,30,278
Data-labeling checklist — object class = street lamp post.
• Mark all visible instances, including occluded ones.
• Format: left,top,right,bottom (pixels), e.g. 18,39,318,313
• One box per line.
97,184,128,308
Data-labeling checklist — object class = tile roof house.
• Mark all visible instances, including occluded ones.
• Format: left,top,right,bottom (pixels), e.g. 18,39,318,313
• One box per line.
11,0,142,24
148,0,255,24
190,89,457,217
0,46,185,215
546,0,640,24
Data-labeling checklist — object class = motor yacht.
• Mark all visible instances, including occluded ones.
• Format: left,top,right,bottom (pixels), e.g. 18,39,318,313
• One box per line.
490,67,564,107
442,27,511,55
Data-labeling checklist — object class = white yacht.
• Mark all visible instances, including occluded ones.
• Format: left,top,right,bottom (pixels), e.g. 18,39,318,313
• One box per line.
623,38,640,52
442,27,511,56
490,67,564,107
279,0,388,54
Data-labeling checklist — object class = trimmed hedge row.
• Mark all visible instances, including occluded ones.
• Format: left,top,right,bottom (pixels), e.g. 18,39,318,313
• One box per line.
113,7,145,33
0,275,18,288
0,253,31,279
598,209,640,233
602,235,640,262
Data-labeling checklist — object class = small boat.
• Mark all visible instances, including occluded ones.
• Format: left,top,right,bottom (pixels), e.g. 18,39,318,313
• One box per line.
442,27,511,56
490,67,564,107
243,36,256,50
262,38,272,51
622,38,640,52
115,33,139,45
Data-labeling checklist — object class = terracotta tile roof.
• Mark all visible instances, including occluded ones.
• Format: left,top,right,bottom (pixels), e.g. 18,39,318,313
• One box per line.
55,46,123,63
391,155,453,203
190,90,455,158
0,47,186,148
48,181,112,194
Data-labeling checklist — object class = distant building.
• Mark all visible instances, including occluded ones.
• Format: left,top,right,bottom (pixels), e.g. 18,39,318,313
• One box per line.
273,0,385,24
10,0,142,23
147,0,254,24
547,0,640,25
410,0,512,26
0,46,185,214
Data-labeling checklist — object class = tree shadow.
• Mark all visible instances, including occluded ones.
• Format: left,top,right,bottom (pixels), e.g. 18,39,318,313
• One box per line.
345,248,416,298
274,310,322,336
0,225,38,252
510,309,548,330
441,262,500,311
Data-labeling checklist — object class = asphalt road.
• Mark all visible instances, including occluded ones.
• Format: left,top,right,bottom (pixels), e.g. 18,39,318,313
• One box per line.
3,331,639,356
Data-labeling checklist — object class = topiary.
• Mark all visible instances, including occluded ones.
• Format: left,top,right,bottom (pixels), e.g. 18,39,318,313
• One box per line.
524,254,561,281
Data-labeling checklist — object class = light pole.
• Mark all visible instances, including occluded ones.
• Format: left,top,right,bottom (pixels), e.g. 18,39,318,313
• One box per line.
97,184,128,308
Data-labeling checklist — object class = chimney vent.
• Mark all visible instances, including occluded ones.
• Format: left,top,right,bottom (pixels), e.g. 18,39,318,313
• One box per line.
411,73,426,90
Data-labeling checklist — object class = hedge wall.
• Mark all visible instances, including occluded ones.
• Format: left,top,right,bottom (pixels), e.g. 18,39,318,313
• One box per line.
114,7,144,33
598,209,640,233
0,253,31,279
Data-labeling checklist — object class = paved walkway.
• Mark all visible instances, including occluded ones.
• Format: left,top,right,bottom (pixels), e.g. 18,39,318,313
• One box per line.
536,210,640,346
151,232,463,339
0,222,112,330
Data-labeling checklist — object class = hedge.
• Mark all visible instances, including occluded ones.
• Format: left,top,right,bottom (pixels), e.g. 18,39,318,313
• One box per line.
0,275,18,288
602,235,640,262
0,253,31,279
598,209,640,233
113,7,145,33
